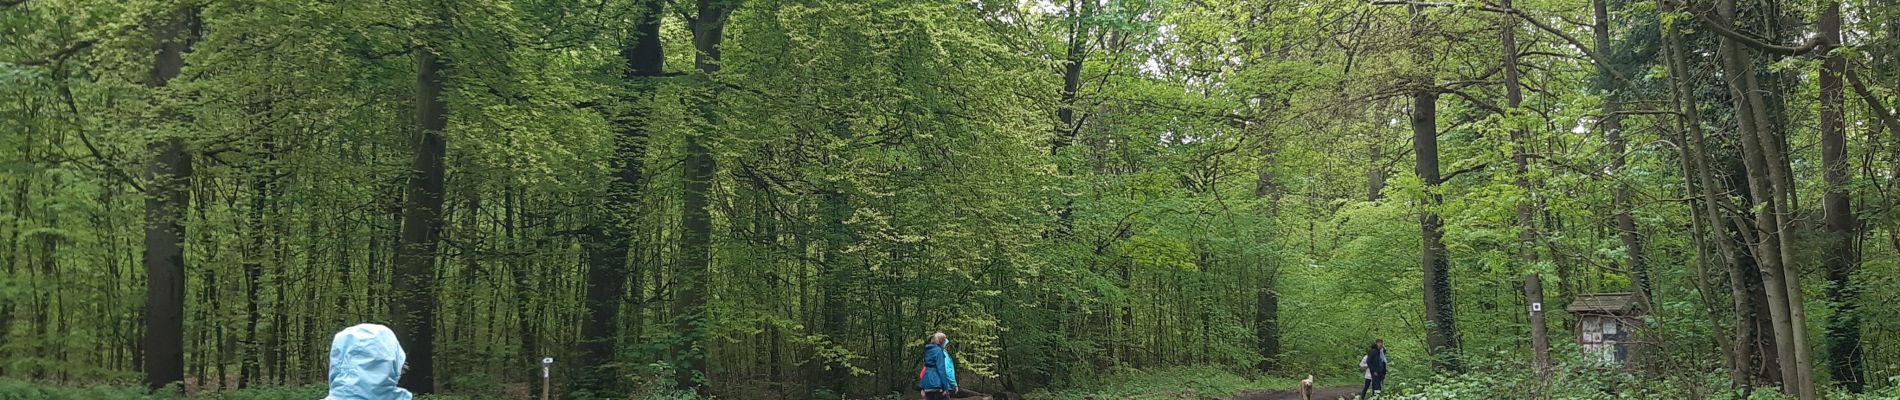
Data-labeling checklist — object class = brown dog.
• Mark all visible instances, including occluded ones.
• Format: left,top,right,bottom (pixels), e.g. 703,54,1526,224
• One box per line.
1300,375,1314,400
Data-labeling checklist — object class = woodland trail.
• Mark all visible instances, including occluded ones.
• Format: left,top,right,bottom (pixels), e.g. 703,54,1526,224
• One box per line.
1225,386,1362,400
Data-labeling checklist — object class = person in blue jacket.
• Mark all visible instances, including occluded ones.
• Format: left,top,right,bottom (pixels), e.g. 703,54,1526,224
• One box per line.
324,323,413,400
919,332,958,400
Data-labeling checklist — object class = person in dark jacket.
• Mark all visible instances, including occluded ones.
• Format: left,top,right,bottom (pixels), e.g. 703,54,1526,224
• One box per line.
1359,339,1388,398
918,332,958,400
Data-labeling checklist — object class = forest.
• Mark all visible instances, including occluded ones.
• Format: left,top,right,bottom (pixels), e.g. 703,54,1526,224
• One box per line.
2,0,1900,398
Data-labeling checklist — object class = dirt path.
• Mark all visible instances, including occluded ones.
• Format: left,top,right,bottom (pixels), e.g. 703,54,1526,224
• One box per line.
1226,386,1361,400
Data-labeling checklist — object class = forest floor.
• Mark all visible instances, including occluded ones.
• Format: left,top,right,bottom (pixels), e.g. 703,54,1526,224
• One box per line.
1225,386,1361,400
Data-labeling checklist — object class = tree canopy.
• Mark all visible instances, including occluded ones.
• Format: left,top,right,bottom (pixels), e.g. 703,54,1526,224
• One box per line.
3,0,1900,398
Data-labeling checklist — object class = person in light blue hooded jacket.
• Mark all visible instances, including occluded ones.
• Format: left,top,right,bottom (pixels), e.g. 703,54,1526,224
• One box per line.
325,323,413,400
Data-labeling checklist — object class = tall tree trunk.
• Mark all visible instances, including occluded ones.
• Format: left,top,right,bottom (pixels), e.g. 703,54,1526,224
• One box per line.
819,176,854,392
762,202,784,384
1661,25,1742,380
209,267,225,390
675,0,734,393
1595,0,1647,300
575,0,664,394
242,241,261,388
1049,0,1094,237
0,176,23,376
1746,4,1817,396
1410,4,1459,372
142,5,198,392
393,35,450,396
1414,77,1457,372
1254,145,1280,372
1502,0,1533,257
240,150,276,388
1051,0,1092,156
1500,3,1549,374
1817,1,1865,392
1711,0,1810,393
337,199,353,321
269,215,288,384
504,184,540,397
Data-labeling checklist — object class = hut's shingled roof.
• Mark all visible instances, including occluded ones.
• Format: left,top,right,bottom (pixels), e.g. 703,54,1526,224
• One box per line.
1566,292,1638,313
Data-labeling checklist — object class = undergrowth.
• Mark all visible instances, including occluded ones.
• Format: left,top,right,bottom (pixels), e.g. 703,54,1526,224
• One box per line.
0,380,503,400
1376,361,1900,400
1025,366,1323,400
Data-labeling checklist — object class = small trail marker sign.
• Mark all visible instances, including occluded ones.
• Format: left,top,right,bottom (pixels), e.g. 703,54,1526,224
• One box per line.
541,357,554,400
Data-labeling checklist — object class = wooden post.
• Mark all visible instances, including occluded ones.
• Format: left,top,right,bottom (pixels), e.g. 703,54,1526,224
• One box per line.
1526,275,1549,378
541,357,554,400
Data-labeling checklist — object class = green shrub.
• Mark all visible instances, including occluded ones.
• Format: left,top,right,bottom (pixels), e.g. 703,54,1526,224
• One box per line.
1026,366,1289,400
1377,362,1900,400
201,385,326,400
0,380,172,400
0,380,503,400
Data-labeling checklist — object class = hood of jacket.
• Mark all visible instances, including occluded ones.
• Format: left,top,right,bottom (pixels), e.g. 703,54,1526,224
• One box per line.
324,323,414,400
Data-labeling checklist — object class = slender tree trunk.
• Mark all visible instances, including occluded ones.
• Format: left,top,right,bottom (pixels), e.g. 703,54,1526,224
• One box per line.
1817,1,1865,392
1502,0,1534,260
820,186,853,392
1594,0,1647,301
337,197,353,321
1741,4,1817,396
209,267,225,390
269,229,288,384
240,164,270,388
575,0,664,394
44,173,65,381
1367,142,1385,201
764,207,784,384
242,234,261,389
1410,4,1459,372
142,5,198,392
0,176,23,376
393,33,450,395
1660,33,1743,378
504,184,540,396
1526,275,1548,378
1500,4,1549,374
1254,146,1280,372
675,0,734,393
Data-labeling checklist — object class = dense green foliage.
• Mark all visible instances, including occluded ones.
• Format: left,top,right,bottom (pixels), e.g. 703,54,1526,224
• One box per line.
3,0,1899,398
0,380,512,400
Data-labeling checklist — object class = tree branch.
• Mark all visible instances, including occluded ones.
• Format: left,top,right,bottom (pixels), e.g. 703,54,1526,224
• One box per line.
15,39,99,66
56,70,147,193
1692,9,1821,56
13,23,144,66
1845,66,1900,139
1438,87,1505,114
1503,6,1630,84
1367,0,1631,84
1589,109,1684,120
1443,163,1490,181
